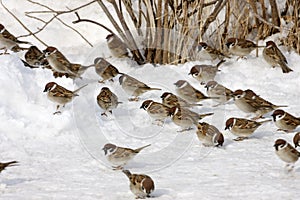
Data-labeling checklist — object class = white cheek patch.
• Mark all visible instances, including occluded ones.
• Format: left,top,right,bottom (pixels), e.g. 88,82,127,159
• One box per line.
279,142,288,150
50,84,57,91
146,101,153,110
0,28,5,34
107,36,114,43
179,81,188,89
276,113,285,120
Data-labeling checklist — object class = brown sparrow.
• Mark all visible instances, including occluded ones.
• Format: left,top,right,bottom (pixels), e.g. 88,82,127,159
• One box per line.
160,92,202,108
94,57,123,83
102,143,151,170
196,122,224,147
43,82,88,114
274,139,300,171
0,161,18,173
43,46,93,78
0,24,29,53
106,33,129,58
225,38,263,59
122,170,155,199
225,117,271,141
196,42,229,61
271,109,300,132
119,74,161,101
263,41,293,73
205,81,233,104
293,132,300,148
169,106,213,131
97,87,122,116
174,80,219,103
140,100,172,124
189,59,226,85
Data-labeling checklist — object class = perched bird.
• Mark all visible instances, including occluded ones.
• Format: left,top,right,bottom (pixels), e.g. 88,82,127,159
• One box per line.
0,161,18,173
94,57,123,83
122,170,155,199
0,24,29,53
140,100,172,125
174,80,219,103
205,81,233,105
169,106,213,132
271,109,300,132
274,139,300,171
196,122,224,147
225,38,263,59
97,87,122,116
43,82,88,114
196,42,229,61
232,89,285,119
102,143,151,170
22,46,48,68
119,74,161,101
263,41,293,73
293,132,300,148
225,117,271,141
43,46,93,78
106,33,129,58
160,92,202,108
189,59,226,85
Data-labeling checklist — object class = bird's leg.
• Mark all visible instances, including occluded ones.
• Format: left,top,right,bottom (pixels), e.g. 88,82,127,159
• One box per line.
112,166,123,170
285,163,295,172
101,112,108,117
177,127,193,132
128,97,140,102
251,114,263,120
153,119,164,126
53,105,61,115
98,79,105,84
277,129,293,133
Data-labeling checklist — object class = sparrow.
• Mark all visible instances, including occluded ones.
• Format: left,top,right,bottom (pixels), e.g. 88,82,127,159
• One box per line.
169,106,213,131
119,74,161,101
43,82,88,114
0,24,29,53
271,109,300,132
196,42,229,61
0,161,18,173
94,57,123,83
293,132,300,148
189,59,226,85
160,92,202,108
225,117,271,141
102,143,151,170
140,100,172,125
122,170,155,199
263,41,293,73
22,46,48,68
106,33,129,58
43,46,93,78
205,81,233,105
274,139,300,171
97,87,122,116
174,80,219,103
225,38,263,59
196,122,224,147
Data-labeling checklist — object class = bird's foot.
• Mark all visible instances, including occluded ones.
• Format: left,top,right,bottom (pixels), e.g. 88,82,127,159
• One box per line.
233,137,248,141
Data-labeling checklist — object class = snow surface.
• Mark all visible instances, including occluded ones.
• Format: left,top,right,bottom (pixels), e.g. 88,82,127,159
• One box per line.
1,1,300,199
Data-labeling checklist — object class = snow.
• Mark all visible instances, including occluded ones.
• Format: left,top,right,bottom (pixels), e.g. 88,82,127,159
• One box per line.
1,1,300,199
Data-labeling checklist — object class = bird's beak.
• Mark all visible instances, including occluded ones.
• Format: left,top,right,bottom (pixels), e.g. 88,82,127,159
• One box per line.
43,88,47,92
103,148,107,155
140,105,144,109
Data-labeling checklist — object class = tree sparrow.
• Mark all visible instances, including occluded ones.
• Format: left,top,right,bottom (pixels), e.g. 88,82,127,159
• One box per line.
122,170,155,199
0,24,29,53
0,161,18,173
225,117,271,141
21,46,48,68
140,100,172,125
102,143,151,170
94,57,123,83
43,46,93,79
169,106,213,132
97,87,122,116
160,92,202,108
271,109,300,132
263,41,293,73
274,139,300,171
106,33,130,58
174,80,219,103
119,74,161,101
196,42,229,61
43,82,88,114
196,122,224,147
293,132,300,148
189,59,226,85
225,38,263,59
205,81,233,104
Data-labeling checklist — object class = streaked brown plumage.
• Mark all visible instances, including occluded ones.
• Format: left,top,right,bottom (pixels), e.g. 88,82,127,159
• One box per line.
196,122,224,147
97,87,121,116
94,57,123,83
